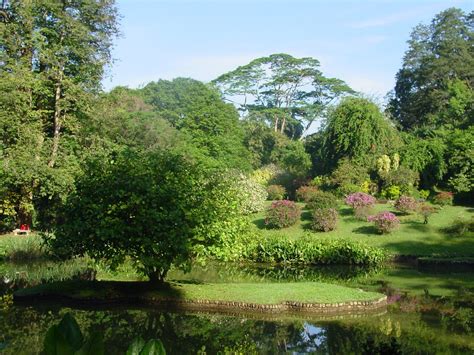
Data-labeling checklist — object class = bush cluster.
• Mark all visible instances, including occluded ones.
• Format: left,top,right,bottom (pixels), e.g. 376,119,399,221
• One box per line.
266,184,286,200
433,191,454,206
295,185,319,202
394,196,418,214
228,171,267,214
305,191,339,210
264,200,301,228
345,192,376,220
368,211,400,234
249,235,386,265
311,208,338,232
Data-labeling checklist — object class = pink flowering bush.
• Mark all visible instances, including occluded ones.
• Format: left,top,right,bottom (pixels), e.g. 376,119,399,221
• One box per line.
368,211,400,234
394,196,418,214
265,200,301,228
345,192,376,220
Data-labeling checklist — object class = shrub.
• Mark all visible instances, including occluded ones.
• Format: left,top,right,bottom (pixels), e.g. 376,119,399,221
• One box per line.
250,164,280,186
311,208,338,232
295,185,319,202
345,192,376,209
433,191,454,206
46,149,247,284
419,190,430,200
442,216,474,237
306,191,339,210
266,185,286,200
381,185,401,200
0,235,47,262
227,171,267,214
418,204,439,224
368,211,400,234
394,196,418,214
265,200,301,228
250,235,386,265
337,183,363,196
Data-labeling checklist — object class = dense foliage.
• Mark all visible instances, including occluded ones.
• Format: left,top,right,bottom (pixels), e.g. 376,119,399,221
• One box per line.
394,196,418,214
265,200,301,229
295,185,320,202
250,236,386,265
266,185,286,200
311,208,338,232
368,212,400,234
306,191,339,210
46,149,245,283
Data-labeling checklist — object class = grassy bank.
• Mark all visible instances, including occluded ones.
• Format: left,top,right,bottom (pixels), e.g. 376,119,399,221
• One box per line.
14,280,384,307
253,203,474,257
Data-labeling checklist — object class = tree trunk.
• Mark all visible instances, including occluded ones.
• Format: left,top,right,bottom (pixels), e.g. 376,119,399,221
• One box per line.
274,114,279,132
48,79,62,168
148,269,166,285
280,116,286,134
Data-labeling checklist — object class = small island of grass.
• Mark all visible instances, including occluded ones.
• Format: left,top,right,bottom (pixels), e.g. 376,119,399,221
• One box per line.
14,280,386,314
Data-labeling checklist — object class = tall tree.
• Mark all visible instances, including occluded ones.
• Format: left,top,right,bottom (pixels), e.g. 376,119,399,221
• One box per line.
388,8,474,131
140,78,252,171
0,0,119,228
213,53,354,139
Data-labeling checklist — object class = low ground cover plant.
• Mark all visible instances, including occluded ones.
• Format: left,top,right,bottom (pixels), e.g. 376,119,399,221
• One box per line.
311,208,338,232
295,185,319,202
265,200,301,228
368,211,400,234
394,196,418,214
250,235,386,265
266,185,286,200
0,234,47,262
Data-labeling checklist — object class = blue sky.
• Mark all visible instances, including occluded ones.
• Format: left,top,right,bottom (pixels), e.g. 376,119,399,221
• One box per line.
104,0,472,99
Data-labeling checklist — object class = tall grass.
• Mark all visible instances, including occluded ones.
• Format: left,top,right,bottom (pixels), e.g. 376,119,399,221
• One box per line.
0,234,47,262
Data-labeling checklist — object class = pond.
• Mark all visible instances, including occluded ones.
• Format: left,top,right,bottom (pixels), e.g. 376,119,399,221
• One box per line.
1,261,473,354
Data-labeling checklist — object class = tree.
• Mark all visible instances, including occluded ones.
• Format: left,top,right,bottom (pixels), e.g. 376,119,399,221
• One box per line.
0,0,119,228
47,148,245,283
320,97,401,173
140,78,252,171
389,8,473,131
213,53,354,139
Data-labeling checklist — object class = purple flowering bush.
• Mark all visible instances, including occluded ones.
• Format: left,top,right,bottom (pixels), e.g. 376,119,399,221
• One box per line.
394,196,418,214
265,200,301,228
368,211,400,234
311,208,338,232
345,192,376,220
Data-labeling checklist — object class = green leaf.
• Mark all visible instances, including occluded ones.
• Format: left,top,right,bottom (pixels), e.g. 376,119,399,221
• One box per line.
43,324,76,355
57,313,84,351
76,332,105,355
126,337,146,355
139,339,166,355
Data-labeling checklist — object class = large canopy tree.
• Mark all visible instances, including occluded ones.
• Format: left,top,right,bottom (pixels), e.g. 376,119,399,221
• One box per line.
388,8,473,132
213,53,354,139
0,0,119,229
140,78,252,171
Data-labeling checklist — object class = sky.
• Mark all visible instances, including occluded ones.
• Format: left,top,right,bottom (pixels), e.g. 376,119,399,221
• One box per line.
104,0,473,100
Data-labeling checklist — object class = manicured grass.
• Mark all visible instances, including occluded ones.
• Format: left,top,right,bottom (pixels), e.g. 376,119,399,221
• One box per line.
255,202,474,257
15,280,383,305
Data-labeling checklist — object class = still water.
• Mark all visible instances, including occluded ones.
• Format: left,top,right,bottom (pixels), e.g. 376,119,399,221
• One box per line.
1,262,473,354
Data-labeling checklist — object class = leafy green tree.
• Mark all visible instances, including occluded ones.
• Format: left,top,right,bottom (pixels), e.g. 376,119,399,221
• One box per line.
389,8,473,131
213,53,354,138
0,0,119,228
140,78,252,171
47,148,245,283
321,97,401,173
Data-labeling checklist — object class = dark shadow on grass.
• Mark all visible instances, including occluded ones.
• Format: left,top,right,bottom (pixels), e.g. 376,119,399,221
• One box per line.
352,225,379,235
301,210,312,221
382,239,474,257
405,222,430,233
253,218,266,229
339,207,353,216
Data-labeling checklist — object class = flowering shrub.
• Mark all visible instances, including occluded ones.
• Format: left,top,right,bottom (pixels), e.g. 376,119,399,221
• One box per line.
345,192,376,208
311,208,338,232
295,185,319,202
433,191,454,206
368,211,400,234
266,185,286,200
265,200,301,228
306,191,339,210
394,196,418,214
228,171,267,214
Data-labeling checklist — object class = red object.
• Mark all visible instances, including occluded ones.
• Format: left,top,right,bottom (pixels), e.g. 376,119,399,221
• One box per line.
20,224,29,231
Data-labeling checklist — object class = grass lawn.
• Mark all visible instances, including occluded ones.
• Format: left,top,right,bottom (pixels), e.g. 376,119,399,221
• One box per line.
15,280,383,305
254,202,474,257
